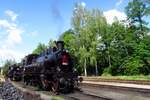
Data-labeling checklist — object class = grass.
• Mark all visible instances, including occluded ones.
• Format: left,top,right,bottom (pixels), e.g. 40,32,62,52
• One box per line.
53,96,65,100
84,75,150,80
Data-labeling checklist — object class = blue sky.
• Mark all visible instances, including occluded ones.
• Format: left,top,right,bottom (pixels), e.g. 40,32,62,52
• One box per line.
0,0,149,65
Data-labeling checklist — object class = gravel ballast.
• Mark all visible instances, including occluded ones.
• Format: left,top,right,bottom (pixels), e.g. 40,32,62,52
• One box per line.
0,81,24,100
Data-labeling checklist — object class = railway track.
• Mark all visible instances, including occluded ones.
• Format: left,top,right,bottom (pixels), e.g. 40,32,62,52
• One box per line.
81,84,150,100
65,91,112,100
83,77,150,85
2,78,150,100
9,80,111,100
82,82,150,96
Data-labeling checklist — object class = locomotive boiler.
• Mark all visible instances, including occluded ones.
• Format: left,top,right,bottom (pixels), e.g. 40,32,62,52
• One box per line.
22,41,81,93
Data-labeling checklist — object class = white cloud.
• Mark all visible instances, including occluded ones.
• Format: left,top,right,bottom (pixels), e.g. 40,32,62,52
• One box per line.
0,10,25,65
0,49,26,66
0,20,14,29
104,9,127,24
0,19,23,49
116,0,124,6
5,10,18,22
81,2,86,7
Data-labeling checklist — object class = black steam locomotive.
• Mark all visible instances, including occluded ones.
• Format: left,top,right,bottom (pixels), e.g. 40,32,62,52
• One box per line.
8,41,82,94
8,64,23,81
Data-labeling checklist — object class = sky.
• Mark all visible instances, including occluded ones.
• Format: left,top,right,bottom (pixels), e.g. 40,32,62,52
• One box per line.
0,0,149,66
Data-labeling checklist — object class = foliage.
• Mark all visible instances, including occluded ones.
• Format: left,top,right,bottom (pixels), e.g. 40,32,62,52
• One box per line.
30,1,150,76
67,1,149,76
59,29,75,52
48,40,56,47
71,3,108,76
2,60,16,78
125,0,149,32
32,43,47,55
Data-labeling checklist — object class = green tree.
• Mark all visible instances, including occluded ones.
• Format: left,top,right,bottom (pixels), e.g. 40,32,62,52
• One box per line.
125,0,149,32
86,9,107,76
2,60,16,77
141,0,150,15
48,40,56,47
105,21,127,75
72,3,108,76
35,2,149,76
59,29,75,51
122,0,150,75
71,3,89,76
32,43,47,55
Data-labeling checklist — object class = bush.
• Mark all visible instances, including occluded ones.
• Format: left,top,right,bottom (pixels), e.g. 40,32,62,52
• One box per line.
123,57,143,75
102,68,112,76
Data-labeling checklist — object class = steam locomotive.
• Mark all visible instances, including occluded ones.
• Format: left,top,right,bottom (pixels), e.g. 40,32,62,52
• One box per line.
8,64,22,81
8,41,82,94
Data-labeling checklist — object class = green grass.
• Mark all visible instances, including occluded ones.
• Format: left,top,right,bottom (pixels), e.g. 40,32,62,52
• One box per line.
85,75,150,80
53,96,65,100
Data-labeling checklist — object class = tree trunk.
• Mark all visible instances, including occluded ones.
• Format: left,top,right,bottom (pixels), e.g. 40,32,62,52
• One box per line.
138,14,143,31
84,58,87,76
108,51,111,68
95,61,98,76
